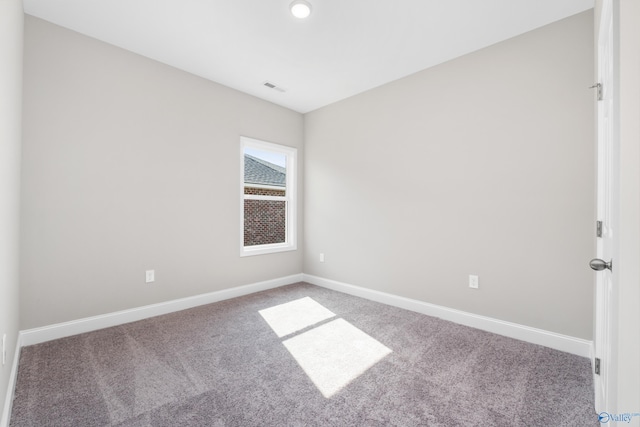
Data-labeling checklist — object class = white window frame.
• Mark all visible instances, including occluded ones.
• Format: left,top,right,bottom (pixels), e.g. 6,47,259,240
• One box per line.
240,136,297,257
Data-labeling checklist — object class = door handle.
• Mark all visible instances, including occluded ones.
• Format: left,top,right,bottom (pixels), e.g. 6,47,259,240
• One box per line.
590,258,612,271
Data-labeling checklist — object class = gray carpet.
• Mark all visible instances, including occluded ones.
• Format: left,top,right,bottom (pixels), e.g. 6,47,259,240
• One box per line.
10,282,598,426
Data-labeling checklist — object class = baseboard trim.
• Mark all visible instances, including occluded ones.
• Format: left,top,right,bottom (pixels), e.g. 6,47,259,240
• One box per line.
20,274,303,347
303,274,592,358
0,334,22,427
4,272,591,425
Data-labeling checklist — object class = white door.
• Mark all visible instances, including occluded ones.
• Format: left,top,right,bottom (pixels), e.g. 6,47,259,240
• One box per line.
592,0,617,414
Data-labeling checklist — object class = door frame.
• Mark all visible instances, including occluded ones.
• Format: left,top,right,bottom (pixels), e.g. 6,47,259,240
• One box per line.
593,0,618,414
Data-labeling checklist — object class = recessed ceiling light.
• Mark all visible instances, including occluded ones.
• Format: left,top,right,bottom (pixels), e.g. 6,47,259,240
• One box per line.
290,0,312,19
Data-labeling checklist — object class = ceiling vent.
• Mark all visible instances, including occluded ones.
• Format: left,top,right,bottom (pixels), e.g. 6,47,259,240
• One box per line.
263,81,287,93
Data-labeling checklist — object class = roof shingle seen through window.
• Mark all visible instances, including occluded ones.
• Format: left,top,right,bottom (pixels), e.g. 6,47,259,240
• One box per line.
244,154,286,187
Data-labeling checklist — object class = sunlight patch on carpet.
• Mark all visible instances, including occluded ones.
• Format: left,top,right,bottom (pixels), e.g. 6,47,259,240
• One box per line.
260,297,393,398
259,297,336,338
283,318,392,398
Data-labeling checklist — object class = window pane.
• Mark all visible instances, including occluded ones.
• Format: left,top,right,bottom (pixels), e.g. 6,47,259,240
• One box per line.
244,148,286,196
244,200,286,246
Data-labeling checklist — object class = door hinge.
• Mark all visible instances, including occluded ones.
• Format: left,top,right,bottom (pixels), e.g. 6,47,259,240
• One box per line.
595,358,601,375
590,83,603,101
597,221,603,238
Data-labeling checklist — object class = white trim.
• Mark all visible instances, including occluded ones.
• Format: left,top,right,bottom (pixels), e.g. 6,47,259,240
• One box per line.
244,183,285,192
241,241,298,257
590,340,596,375
20,274,303,347
3,273,591,424
244,194,286,201
0,334,22,427
302,274,592,358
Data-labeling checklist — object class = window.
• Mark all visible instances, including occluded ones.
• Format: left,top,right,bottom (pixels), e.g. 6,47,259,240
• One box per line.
240,136,297,256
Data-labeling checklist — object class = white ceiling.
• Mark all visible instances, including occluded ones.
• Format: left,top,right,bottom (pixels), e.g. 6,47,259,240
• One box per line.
23,0,594,113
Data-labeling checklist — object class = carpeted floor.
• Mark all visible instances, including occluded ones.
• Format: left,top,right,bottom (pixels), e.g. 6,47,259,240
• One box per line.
10,282,598,426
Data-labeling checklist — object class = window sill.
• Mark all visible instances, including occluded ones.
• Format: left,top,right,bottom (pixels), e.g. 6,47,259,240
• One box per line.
240,242,297,257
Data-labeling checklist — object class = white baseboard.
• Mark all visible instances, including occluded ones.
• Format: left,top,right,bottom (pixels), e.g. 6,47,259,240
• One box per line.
4,272,591,425
303,273,592,358
20,274,303,347
0,334,22,427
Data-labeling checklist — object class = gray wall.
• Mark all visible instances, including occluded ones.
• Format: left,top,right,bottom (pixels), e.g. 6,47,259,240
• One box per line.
21,11,596,341
304,11,595,339
0,0,23,419
21,16,304,330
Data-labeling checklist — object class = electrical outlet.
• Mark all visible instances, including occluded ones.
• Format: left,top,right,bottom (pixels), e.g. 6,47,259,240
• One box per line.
2,333,6,366
319,253,325,263
146,270,155,283
469,275,479,289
